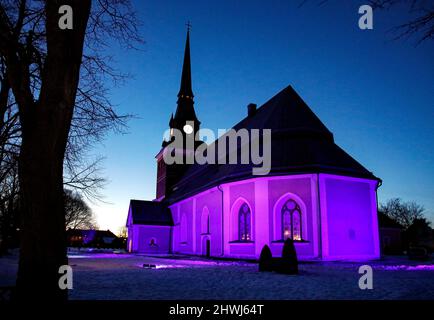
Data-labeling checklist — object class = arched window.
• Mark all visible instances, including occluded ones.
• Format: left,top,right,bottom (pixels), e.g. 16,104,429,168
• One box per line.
238,203,251,241
282,199,302,241
201,208,210,234
180,214,187,243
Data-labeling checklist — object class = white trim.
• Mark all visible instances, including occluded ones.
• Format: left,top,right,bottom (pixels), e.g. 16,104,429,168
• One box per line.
319,174,329,258
370,183,381,258
272,192,308,242
310,174,320,258
254,179,269,258
222,185,231,256
192,198,197,253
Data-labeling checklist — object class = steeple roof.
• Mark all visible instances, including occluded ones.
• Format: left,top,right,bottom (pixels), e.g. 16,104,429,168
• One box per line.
178,29,193,99
170,28,200,132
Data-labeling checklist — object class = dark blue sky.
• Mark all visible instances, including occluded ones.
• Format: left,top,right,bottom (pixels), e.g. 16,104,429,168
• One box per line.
90,0,434,232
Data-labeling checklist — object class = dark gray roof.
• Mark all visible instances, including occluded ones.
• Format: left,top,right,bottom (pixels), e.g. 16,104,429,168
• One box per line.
168,85,380,203
128,200,173,226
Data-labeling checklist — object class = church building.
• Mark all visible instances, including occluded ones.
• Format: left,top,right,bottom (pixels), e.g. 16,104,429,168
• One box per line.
126,30,381,261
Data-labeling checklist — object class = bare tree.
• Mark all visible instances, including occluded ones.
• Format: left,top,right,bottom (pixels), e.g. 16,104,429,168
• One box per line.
117,226,127,238
0,55,108,255
64,189,97,230
0,56,20,256
370,0,434,44
302,0,434,44
0,0,142,300
380,198,426,229
404,217,432,248
0,152,19,255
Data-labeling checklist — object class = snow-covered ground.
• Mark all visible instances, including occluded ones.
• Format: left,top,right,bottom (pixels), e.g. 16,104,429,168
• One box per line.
1,251,433,300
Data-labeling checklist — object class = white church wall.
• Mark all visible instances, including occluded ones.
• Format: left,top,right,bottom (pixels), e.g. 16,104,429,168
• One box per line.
227,181,256,258
136,225,172,253
168,173,379,261
267,175,319,260
173,199,194,254
194,188,223,257
319,174,380,260
171,187,223,256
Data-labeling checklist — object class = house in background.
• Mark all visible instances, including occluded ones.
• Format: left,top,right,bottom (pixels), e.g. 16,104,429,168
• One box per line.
126,29,381,261
66,229,118,248
378,213,403,255
126,200,173,253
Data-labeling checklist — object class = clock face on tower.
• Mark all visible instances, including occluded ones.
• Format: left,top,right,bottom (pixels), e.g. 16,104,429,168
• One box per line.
183,123,193,134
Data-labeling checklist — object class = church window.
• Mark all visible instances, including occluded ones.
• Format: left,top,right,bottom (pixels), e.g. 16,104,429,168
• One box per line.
201,208,210,234
282,199,302,241
180,214,188,243
238,203,251,241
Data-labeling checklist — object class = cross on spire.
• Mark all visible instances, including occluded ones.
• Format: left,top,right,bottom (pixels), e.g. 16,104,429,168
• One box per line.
186,21,192,32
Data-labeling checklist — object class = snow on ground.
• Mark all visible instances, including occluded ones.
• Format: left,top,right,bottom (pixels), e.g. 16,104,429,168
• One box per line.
1,251,433,300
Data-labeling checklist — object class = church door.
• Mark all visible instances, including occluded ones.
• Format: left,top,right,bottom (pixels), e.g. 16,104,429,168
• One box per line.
206,239,210,258
202,237,211,257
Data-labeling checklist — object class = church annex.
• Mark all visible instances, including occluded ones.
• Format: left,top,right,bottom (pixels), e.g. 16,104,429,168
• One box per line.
126,30,381,261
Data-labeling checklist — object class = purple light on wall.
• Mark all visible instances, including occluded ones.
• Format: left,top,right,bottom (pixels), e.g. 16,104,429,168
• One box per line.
68,253,132,259
164,174,380,261
137,263,182,269
381,265,434,271
319,174,380,260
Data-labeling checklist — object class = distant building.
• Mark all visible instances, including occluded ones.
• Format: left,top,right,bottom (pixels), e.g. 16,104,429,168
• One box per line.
126,29,381,261
66,229,118,248
378,213,403,255
126,200,173,253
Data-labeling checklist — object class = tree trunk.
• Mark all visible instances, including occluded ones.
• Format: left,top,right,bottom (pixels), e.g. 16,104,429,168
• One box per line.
13,0,92,300
15,111,68,300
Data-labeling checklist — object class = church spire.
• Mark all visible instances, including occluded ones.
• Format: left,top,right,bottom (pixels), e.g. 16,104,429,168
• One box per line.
169,23,200,134
178,24,193,99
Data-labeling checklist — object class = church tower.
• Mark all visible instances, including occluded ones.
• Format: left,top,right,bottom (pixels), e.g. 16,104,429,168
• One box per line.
156,26,201,200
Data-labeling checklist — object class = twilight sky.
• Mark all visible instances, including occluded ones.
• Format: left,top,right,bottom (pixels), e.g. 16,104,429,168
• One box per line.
88,0,434,233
